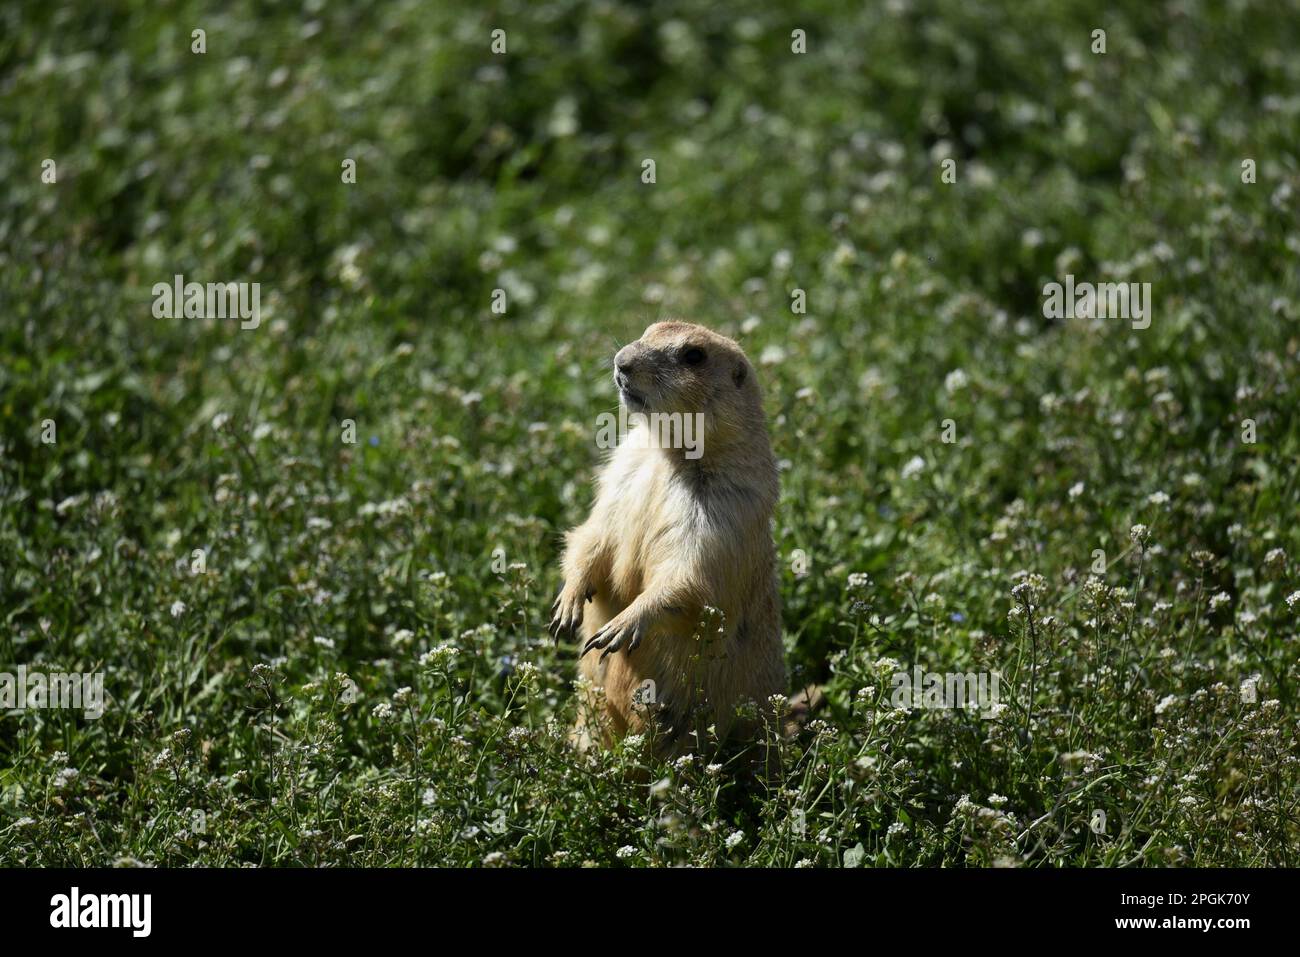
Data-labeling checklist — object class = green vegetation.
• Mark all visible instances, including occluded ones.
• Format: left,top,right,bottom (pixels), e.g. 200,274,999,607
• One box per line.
1,0,1298,866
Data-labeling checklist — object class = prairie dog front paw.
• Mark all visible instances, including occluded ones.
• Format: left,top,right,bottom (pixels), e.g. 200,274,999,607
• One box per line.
548,581,593,642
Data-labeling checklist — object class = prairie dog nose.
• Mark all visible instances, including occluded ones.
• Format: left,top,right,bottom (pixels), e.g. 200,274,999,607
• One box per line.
614,346,637,376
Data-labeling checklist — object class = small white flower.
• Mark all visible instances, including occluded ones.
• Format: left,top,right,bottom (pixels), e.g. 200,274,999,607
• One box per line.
873,656,902,675
901,455,926,480
616,845,638,859
56,494,86,516
847,572,872,590
516,661,540,682
169,600,187,619
1154,694,1178,715
54,767,80,789
419,644,459,669
724,830,745,850
1208,591,1231,612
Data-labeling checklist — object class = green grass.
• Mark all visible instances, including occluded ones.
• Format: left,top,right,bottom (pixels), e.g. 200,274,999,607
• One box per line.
1,0,1298,866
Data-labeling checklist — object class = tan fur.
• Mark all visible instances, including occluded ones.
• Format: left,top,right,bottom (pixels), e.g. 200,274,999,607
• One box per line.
550,321,785,757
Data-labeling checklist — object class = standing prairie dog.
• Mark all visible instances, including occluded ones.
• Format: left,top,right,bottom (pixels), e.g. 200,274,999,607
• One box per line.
550,321,786,755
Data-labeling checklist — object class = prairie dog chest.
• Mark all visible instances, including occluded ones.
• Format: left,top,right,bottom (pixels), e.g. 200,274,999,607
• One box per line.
599,442,698,595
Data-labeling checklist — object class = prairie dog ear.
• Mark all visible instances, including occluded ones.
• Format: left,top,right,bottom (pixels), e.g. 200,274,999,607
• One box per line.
733,362,747,387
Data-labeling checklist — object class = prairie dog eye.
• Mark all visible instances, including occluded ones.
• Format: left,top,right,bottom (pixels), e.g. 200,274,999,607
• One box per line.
680,346,707,366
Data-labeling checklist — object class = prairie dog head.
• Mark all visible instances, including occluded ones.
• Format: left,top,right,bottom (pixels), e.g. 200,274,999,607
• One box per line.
612,321,766,458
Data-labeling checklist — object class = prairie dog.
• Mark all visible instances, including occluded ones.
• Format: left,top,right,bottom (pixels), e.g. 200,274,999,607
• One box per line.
550,321,785,755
